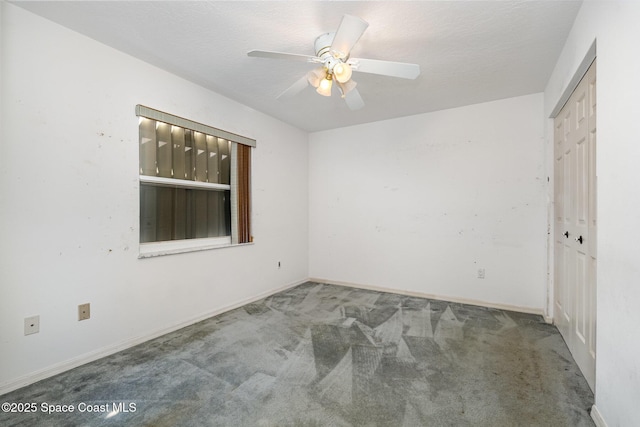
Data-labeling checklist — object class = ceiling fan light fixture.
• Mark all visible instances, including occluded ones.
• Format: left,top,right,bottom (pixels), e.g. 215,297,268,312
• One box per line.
337,79,357,98
316,74,333,96
248,14,420,110
333,62,353,83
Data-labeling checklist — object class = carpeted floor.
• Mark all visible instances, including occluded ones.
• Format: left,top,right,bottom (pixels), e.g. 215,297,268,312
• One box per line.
1,282,594,426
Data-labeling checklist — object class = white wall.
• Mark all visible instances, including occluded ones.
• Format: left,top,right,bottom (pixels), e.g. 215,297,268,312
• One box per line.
544,2,640,425
309,93,547,312
0,3,308,392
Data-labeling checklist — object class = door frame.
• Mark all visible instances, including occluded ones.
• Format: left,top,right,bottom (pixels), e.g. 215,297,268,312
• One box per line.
547,41,597,393
547,40,597,321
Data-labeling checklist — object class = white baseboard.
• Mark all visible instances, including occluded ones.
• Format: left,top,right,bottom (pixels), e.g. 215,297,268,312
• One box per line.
310,278,545,317
0,278,307,396
591,405,608,427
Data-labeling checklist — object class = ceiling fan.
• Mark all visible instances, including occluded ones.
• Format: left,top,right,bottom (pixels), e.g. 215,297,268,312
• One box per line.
247,14,420,110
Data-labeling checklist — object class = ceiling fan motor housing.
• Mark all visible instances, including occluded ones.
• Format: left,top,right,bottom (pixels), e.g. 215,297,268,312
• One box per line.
314,32,344,76
314,32,335,59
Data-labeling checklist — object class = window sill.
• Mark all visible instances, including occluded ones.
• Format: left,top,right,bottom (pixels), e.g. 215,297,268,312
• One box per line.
139,237,253,259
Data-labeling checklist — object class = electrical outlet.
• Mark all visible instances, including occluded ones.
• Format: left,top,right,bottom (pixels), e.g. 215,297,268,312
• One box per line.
24,315,40,335
477,268,486,279
78,303,90,321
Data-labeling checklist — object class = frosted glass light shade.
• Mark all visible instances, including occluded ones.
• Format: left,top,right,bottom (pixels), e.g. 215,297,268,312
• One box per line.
307,67,326,88
338,79,357,98
316,77,333,96
333,62,353,83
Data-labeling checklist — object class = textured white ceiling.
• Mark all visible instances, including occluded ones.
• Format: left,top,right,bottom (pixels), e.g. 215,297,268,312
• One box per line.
12,1,582,132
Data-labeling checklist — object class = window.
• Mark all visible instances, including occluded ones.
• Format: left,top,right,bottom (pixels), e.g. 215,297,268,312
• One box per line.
136,105,254,256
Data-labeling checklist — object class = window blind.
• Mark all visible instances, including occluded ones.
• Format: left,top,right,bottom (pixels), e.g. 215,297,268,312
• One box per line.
136,105,256,148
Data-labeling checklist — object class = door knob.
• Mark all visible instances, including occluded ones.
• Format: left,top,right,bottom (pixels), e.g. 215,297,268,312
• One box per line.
564,231,569,238
575,235,583,244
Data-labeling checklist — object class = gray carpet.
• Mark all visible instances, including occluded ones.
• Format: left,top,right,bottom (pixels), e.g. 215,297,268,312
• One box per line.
1,282,594,426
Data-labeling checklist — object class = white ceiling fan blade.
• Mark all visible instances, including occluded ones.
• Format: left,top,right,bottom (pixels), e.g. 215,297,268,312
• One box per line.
330,15,369,59
344,87,365,110
349,58,420,79
248,50,321,64
277,74,310,100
